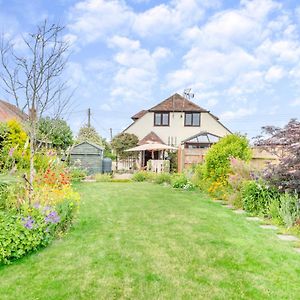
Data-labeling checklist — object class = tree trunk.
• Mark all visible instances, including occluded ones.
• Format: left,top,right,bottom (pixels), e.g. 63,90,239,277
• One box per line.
28,114,36,203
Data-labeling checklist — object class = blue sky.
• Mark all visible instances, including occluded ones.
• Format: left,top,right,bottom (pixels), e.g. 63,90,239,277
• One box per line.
0,0,300,141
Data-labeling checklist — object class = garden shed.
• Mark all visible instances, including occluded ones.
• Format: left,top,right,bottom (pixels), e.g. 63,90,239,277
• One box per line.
70,141,103,174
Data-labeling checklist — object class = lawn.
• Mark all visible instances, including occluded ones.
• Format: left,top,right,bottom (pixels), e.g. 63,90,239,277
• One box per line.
1,182,300,299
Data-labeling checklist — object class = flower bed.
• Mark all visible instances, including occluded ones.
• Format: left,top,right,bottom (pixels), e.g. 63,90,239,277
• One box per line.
0,164,80,264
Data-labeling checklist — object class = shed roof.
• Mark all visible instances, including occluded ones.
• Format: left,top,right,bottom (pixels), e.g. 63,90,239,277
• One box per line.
0,100,27,122
71,141,104,152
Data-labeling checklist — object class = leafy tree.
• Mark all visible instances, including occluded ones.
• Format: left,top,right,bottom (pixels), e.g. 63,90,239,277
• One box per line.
38,117,73,150
111,133,139,159
204,134,252,182
76,125,103,146
102,139,115,159
255,119,300,193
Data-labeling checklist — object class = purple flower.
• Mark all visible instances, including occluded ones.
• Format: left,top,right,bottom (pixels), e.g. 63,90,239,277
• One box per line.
9,147,15,157
45,211,60,224
33,202,40,209
43,206,52,213
48,150,55,156
22,216,35,230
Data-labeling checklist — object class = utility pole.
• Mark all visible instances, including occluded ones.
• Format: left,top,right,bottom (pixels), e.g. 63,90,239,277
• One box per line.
110,128,113,141
88,108,91,127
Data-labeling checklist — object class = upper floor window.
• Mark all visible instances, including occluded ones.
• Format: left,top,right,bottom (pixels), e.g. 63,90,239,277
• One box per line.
185,112,200,126
154,112,169,126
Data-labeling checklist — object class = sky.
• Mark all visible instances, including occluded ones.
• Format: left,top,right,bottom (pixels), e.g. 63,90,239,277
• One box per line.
0,0,300,141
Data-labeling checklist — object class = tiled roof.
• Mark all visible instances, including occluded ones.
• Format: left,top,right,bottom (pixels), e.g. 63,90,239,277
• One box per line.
149,93,208,112
138,131,165,145
131,110,147,120
0,100,27,122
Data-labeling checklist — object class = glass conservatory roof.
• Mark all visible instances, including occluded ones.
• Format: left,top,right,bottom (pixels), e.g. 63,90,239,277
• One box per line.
182,131,221,144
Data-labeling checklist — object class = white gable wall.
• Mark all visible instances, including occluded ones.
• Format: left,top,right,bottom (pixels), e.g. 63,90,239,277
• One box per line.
124,112,230,146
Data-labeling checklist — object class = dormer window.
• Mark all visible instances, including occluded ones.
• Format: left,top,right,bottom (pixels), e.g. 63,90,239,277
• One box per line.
185,112,200,126
154,112,169,126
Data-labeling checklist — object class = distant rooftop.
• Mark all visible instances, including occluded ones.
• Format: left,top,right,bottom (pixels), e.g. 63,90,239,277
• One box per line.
0,100,27,122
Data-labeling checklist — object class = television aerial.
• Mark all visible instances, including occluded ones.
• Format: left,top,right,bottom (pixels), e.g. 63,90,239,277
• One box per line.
183,88,194,100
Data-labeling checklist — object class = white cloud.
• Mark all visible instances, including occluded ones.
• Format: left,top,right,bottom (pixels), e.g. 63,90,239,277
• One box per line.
206,98,219,107
182,0,280,50
99,103,112,111
152,47,172,60
133,0,206,37
290,99,300,107
167,47,259,90
240,0,281,20
256,39,300,64
167,0,300,114
220,107,256,121
63,33,79,47
265,65,285,82
108,36,171,103
109,35,140,50
68,0,133,44
67,0,219,45
227,71,265,97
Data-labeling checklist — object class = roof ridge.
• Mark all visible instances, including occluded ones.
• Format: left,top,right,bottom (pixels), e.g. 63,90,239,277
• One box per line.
149,93,208,112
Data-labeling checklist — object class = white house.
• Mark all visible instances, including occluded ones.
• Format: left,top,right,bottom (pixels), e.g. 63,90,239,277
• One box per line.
122,93,231,171
124,93,231,147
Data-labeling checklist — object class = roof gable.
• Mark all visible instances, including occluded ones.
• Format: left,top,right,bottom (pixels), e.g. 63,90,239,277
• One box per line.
72,141,104,151
138,131,165,145
131,110,147,120
0,100,27,122
149,93,208,113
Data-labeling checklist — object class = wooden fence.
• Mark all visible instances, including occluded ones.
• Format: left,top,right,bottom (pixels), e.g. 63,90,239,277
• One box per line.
178,146,278,172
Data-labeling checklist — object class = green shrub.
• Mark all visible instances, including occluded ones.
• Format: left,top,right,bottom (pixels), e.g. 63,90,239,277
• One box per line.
242,181,279,216
268,200,282,224
172,173,188,188
200,134,251,199
0,176,23,211
55,199,78,233
278,193,300,228
182,181,195,191
0,182,10,210
168,152,178,173
132,171,150,182
153,173,171,185
0,206,49,264
227,158,254,208
172,173,195,191
0,198,80,264
191,164,210,191
204,134,251,183
0,120,30,171
95,173,112,182
69,167,87,182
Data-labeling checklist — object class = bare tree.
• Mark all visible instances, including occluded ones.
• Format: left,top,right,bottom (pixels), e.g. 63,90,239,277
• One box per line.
0,20,71,195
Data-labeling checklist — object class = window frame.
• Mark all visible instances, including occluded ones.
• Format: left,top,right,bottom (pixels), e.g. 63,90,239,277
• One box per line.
184,112,201,127
154,112,170,126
